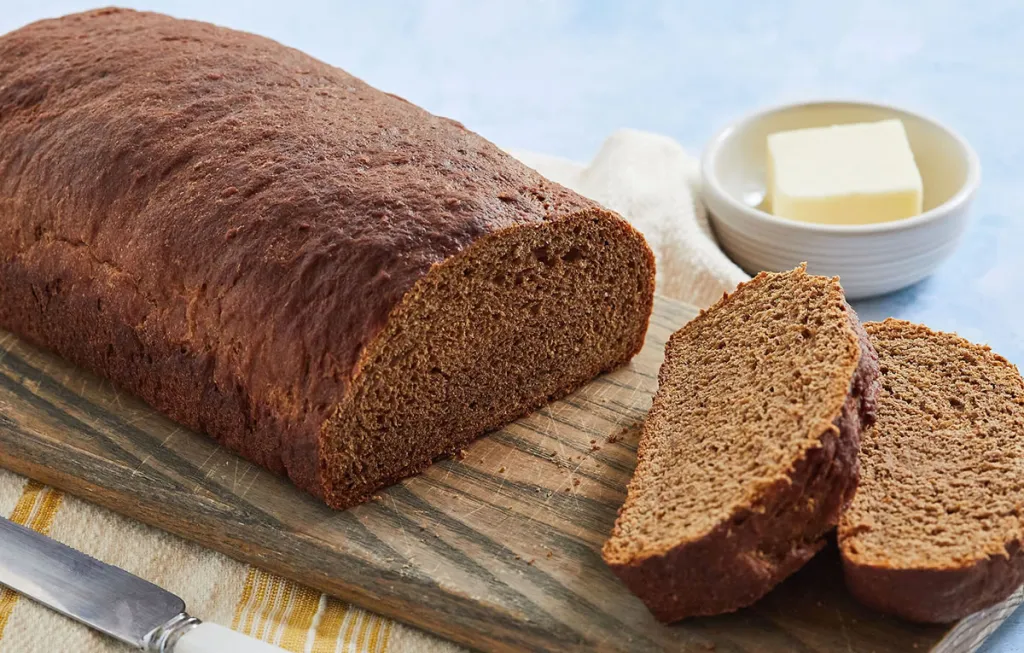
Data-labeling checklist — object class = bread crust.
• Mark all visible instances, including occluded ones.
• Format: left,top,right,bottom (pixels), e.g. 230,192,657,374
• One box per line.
843,545,1024,623
0,9,653,505
606,300,879,622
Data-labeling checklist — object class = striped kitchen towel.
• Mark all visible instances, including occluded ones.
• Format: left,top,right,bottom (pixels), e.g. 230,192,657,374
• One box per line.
0,129,738,652
0,470,457,652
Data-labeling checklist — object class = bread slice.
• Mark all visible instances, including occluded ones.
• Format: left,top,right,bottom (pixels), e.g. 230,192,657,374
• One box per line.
602,265,879,621
839,319,1024,623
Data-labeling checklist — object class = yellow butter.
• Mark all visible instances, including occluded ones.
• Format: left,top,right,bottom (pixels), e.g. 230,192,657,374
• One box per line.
767,119,923,225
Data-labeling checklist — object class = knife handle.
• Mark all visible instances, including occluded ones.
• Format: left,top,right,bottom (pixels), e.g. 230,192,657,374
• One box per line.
173,623,284,653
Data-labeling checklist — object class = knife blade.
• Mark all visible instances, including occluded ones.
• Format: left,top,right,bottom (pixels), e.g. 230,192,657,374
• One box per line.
0,517,282,652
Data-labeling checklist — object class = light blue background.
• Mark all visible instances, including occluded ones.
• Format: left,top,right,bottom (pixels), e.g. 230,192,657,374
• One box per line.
4,2,1024,650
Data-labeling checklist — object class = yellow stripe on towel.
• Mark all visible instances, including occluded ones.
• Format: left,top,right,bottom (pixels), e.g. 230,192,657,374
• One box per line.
255,574,288,642
312,597,350,653
240,568,275,637
379,619,394,653
233,564,395,652
0,480,64,639
341,604,362,652
368,612,394,653
232,566,260,631
278,583,322,651
355,611,377,652
234,567,334,650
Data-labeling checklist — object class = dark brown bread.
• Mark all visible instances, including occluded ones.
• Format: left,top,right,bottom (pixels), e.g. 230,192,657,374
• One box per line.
0,9,655,508
602,265,879,622
840,319,1024,623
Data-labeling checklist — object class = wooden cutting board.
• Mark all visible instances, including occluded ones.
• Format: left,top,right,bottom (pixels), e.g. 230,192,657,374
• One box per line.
0,295,1017,652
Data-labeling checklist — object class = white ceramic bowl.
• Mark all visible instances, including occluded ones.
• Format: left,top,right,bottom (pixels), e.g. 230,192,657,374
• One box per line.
701,100,981,299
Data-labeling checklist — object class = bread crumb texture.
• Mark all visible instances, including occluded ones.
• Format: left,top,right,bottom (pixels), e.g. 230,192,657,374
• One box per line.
606,266,862,562
842,319,1024,568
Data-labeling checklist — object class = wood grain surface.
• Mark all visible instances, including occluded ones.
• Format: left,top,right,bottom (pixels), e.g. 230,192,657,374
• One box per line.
0,295,1016,652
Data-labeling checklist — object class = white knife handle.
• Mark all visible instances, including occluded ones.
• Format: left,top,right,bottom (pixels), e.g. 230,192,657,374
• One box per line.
173,623,284,653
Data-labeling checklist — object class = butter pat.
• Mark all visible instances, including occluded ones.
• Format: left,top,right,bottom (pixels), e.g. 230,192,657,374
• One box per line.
767,119,923,225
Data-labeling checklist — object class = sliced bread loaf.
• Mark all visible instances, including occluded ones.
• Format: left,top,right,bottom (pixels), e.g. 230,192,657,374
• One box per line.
0,10,655,508
602,265,879,621
839,319,1024,623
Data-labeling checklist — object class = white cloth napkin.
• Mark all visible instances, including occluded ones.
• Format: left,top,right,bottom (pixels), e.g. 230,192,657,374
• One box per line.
510,128,748,308
0,129,744,653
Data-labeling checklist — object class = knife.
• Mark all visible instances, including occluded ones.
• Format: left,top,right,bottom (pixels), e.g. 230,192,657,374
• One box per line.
0,517,283,652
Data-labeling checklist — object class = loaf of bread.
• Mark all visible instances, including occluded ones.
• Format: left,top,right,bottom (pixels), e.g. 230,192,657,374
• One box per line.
602,266,879,621
0,9,655,508
840,319,1024,622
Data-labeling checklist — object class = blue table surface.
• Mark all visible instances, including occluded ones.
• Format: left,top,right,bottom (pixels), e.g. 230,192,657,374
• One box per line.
5,1,1024,649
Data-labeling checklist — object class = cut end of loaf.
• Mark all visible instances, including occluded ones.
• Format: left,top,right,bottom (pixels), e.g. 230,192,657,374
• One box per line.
317,209,655,508
603,265,879,622
839,319,1024,623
